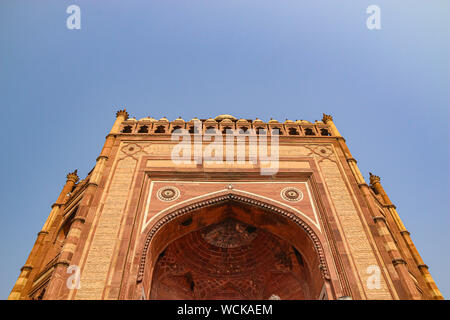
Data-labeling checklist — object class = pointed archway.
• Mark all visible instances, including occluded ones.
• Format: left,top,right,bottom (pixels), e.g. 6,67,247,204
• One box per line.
136,193,332,300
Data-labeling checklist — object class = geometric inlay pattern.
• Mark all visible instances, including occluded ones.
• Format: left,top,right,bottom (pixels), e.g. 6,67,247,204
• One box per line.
280,187,303,202
157,186,181,202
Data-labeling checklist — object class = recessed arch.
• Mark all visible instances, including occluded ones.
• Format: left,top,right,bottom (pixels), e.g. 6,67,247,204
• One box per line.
135,193,333,299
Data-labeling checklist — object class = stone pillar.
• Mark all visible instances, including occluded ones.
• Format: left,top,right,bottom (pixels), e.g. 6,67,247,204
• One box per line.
369,173,392,204
332,133,422,299
369,173,405,230
43,109,128,299
322,114,342,137
345,167,420,298
372,215,421,299
92,109,129,186
110,109,129,135
8,266,33,300
347,158,366,185
8,170,79,300
370,173,444,300
45,170,80,231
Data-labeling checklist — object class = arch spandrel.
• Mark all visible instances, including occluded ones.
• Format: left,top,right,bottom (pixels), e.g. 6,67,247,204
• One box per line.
141,186,322,235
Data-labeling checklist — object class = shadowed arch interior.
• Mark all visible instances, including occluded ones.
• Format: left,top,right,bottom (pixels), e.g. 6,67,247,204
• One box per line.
139,196,327,300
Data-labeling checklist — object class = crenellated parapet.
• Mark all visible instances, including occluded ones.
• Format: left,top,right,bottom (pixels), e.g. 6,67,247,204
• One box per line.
369,172,381,185
66,169,79,184
116,109,129,120
322,113,333,123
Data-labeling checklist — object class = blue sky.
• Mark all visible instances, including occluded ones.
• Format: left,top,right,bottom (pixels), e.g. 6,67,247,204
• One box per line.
0,1,448,299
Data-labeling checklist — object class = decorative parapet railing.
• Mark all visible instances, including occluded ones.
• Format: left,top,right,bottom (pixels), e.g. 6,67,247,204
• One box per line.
117,117,334,137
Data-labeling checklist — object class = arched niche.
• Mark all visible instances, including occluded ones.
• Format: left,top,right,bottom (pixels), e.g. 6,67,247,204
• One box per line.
135,193,333,300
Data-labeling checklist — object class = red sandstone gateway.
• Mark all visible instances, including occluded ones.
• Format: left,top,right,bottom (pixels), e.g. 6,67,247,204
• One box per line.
9,110,443,300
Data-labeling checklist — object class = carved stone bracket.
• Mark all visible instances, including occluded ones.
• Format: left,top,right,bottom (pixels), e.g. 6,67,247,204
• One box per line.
20,265,33,272
72,217,86,224
392,258,407,266
373,216,386,223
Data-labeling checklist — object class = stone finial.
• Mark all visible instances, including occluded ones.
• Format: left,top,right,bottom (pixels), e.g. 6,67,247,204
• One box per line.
322,113,333,123
369,172,380,185
66,169,79,183
116,109,129,120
